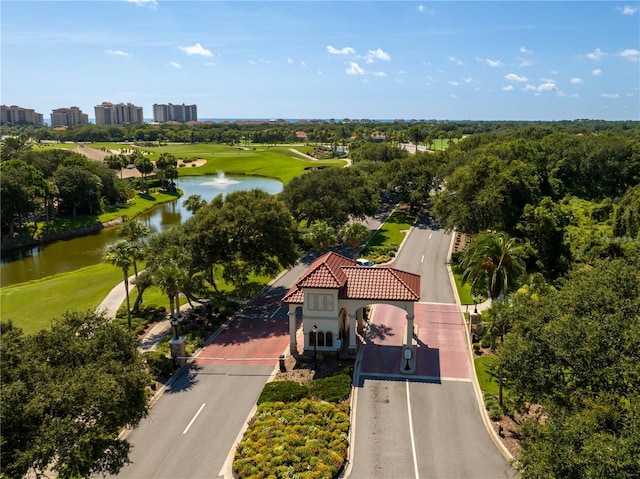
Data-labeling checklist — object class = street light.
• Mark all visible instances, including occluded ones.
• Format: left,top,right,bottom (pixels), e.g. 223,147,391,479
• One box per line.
169,315,180,340
312,324,318,370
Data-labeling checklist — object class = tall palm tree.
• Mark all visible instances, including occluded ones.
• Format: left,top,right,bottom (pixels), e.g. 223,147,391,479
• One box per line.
104,240,134,329
461,231,526,301
118,220,150,277
339,222,371,259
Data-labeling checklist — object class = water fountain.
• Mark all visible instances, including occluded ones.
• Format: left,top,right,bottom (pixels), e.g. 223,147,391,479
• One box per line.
202,170,240,187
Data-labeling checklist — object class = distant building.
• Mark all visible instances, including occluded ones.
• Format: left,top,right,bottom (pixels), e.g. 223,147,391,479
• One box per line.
94,102,144,125
153,103,198,123
0,105,44,126
50,106,89,126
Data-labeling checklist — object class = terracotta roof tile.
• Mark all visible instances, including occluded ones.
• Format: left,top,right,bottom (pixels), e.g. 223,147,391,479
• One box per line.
282,252,420,304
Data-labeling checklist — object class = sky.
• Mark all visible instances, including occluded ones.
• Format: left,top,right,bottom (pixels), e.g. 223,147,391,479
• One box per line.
1,0,639,121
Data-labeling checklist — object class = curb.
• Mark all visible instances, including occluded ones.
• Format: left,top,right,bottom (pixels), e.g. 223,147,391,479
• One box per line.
445,231,514,463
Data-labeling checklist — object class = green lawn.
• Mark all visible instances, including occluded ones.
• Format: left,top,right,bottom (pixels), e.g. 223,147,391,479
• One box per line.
366,210,414,248
1,264,123,334
474,355,499,395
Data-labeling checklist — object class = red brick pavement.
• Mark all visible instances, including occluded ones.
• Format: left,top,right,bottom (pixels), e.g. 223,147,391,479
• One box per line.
360,303,470,380
195,316,295,366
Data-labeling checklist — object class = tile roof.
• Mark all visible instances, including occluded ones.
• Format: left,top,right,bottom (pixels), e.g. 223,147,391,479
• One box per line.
281,251,420,304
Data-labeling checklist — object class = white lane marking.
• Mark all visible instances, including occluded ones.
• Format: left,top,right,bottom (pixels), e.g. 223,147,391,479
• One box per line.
406,381,420,479
270,305,282,319
183,403,206,434
420,254,424,264
428,233,432,240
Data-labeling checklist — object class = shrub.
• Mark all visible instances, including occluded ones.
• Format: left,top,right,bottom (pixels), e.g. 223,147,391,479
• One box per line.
257,381,309,404
484,393,502,420
309,374,352,403
144,350,174,377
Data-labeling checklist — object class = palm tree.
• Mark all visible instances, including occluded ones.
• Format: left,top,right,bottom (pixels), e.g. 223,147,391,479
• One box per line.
304,221,338,253
339,222,371,259
104,240,134,329
461,231,526,407
118,220,150,277
461,231,526,301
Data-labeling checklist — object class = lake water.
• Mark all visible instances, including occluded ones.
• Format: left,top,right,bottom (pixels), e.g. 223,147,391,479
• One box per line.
0,175,283,287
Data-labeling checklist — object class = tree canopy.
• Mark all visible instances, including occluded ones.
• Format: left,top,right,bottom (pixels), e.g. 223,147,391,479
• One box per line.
0,313,150,479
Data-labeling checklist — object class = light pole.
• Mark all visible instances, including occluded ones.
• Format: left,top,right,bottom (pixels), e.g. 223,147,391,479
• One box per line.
170,315,180,340
312,324,318,370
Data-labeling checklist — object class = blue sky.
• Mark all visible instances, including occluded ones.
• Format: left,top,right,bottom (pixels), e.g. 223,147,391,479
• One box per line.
1,1,638,121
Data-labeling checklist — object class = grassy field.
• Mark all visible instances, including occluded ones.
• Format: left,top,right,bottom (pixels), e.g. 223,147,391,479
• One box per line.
365,209,414,249
1,264,123,334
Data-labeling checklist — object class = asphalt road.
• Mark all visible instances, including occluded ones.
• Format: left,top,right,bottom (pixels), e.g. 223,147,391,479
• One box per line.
347,214,519,479
112,363,273,479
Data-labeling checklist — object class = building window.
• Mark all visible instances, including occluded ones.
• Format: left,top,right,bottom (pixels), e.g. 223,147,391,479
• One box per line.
309,330,334,348
325,331,333,348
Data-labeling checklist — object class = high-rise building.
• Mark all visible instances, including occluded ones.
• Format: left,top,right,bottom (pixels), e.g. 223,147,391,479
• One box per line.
50,106,89,126
153,103,198,123
94,102,144,125
0,105,44,125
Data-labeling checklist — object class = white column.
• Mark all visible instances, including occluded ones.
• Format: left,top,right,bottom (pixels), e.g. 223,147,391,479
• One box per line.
405,313,414,346
288,307,298,355
348,311,357,352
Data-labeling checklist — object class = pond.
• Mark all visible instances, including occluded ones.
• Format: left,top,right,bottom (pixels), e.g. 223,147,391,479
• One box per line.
0,175,283,287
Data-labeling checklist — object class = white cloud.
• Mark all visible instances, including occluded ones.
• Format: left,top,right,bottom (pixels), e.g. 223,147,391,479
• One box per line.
327,45,355,55
451,94,459,99
592,68,603,76
617,48,639,62
287,57,294,64
538,82,557,92
373,71,386,77
601,93,620,99
205,62,215,67
523,84,537,92
170,62,182,69
179,43,213,57
418,4,425,12
345,62,364,75
449,80,460,86
448,56,464,65
300,61,306,66
463,77,474,83
365,57,375,64
586,48,606,61
125,0,157,7
520,46,533,54
518,58,533,67
617,5,638,15
367,48,391,61
570,77,583,84
502,85,514,91
106,49,128,57
485,58,503,67
505,73,528,82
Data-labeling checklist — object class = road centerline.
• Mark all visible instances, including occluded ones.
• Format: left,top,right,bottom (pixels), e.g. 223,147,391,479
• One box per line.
183,403,206,435
406,380,420,479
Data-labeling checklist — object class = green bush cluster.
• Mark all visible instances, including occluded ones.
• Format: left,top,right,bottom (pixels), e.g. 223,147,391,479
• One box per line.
258,374,352,405
234,399,349,479
483,392,502,421
144,350,174,377
362,243,399,263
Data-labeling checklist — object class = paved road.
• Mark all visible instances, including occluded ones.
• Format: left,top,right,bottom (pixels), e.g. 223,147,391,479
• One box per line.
348,215,518,478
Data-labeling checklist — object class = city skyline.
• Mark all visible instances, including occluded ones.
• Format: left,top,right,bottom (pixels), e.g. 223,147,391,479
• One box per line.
1,0,638,121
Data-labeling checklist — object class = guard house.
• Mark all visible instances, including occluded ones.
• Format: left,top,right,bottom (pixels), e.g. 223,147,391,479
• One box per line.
282,251,420,355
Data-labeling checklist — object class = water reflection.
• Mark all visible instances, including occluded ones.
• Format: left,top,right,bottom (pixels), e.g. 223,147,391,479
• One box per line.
0,175,282,287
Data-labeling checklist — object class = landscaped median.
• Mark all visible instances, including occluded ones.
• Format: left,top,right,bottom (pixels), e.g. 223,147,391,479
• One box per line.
233,368,352,479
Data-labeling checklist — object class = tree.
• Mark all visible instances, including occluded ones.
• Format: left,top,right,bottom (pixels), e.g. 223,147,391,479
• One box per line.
280,167,379,227
304,221,338,253
183,194,207,214
118,220,151,277
184,189,299,288
53,164,103,216
133,153,154,193
0,159,46,236
613,184,640,239
155,152,177,189
461,231,527,300
0,313,149,479
105,154,126,180
0,134,33,161
104,240,134,329
496,259,640,478
339,222,370,259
